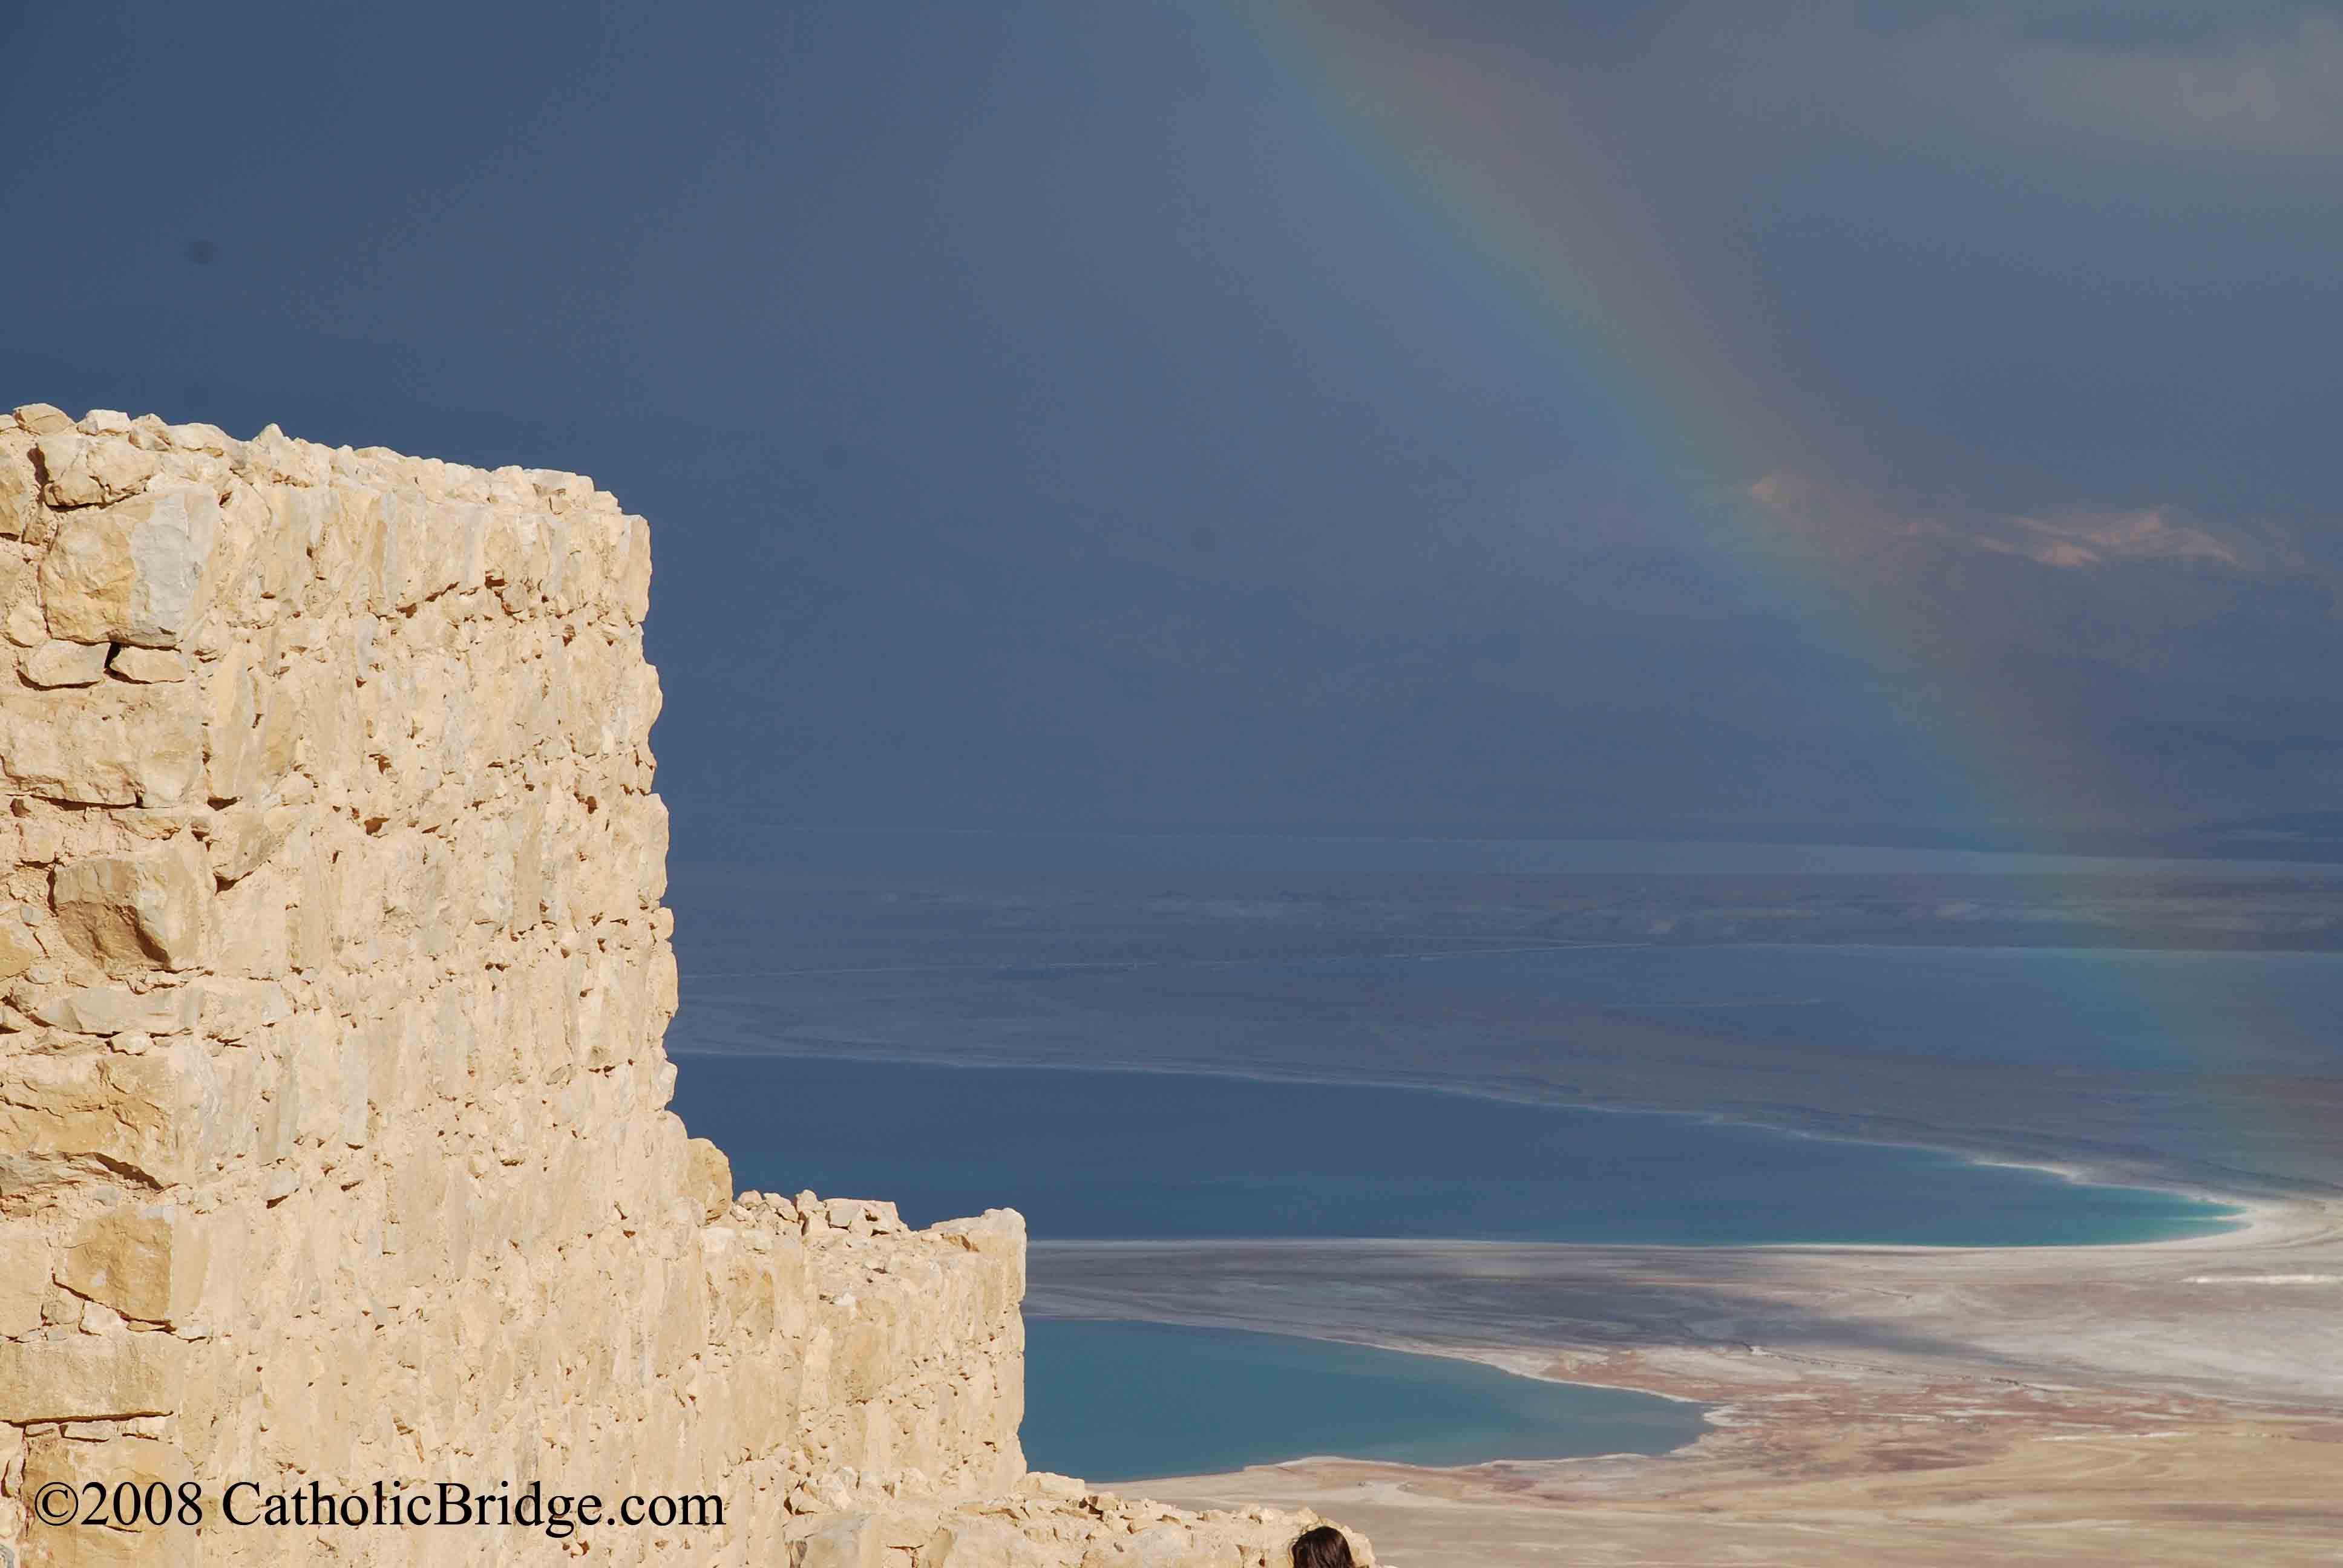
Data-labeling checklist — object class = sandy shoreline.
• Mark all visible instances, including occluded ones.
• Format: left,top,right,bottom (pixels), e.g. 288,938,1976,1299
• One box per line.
682,1042,2343,1553
1030,1195,2343,1564
684,978,2343,1557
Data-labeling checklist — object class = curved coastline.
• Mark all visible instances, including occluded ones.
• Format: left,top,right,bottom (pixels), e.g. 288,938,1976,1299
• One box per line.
677,1034,2336,1494
669,1028,2278,1240
1021,1318,1714,1483
1044,1198,2343,1566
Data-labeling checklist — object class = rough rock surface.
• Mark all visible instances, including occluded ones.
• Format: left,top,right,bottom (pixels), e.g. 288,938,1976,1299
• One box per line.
0,410,1369,1567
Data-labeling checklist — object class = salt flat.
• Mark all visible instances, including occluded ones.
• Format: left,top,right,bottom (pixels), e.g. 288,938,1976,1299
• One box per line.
1035,1200,2343,1563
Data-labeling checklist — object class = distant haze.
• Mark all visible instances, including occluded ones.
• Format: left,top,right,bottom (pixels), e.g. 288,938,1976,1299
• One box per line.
7,3,2338,852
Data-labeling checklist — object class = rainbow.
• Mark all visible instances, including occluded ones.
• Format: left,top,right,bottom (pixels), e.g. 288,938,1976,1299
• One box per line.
1182,6,2343,1200
1211,1,2126,846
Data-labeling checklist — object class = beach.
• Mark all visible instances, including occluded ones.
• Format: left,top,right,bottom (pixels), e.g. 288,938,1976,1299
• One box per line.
676,1045,2343,1560
1032,1199,2343,1564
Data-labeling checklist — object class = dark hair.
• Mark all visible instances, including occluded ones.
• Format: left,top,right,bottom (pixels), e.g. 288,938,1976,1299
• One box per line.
1292,1524,1355,1568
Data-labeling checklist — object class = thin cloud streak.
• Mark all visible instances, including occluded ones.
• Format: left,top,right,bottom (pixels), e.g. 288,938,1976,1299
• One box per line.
1729,5,2343,159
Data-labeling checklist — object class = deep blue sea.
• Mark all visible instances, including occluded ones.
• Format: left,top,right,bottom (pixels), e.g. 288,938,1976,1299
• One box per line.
670,1051,2234,1478
670,1053,2236,1247
702,826,2343,881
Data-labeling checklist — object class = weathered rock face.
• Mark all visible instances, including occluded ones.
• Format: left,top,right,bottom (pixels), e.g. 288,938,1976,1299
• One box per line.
0,410,1366,1568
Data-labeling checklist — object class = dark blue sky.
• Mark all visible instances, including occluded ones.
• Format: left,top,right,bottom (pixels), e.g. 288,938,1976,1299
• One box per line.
6,2,2338,849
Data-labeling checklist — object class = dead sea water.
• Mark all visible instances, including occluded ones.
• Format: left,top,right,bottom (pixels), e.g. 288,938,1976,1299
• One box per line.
1020,1320,1708,1482
670,1053,2236,1247
669,1052,2232,1480
660,833,2339,1480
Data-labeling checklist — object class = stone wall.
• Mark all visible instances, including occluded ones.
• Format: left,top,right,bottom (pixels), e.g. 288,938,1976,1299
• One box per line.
0,408,1365,1568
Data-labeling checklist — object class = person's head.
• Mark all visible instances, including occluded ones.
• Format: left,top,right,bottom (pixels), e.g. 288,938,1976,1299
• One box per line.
1291,1524,1356,1568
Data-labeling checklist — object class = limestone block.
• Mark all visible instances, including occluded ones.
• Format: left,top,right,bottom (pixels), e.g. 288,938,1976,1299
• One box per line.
38,485,220,647
930,1210,1028,1312
0,433,43,539
20,1432,195,1567
917,1516,1039,1568
686,1135,734,1221
133,700,206,808
830,1312,896,1406
701,1232,760,1344
106,645,188,682
165,420,231,453
650,1244,712,1377
36,481,132,626
649,937,680,1025
256,485,323,602
439,500,492,594
51,837,213,970
617,512,654,624
201,647,262,802
2,551,44,645
313,485,376,602
0,901,44,980
286,1018,369,1153
13,402,71,434
0,687,202,807
211,866,291,979
36,430,159,509
797,1514,884,1568
15,815,61,861
769,1234,813,1337
526,468,592,512
367,485,431,612
6,599,45,652
415,981,471,1105
508,795,547,932
194,804,290,884
0,1330,191,1420
56,1205,209,1325
1122,1524,1245,1568
188,978,289,1041
284,822,333,973
19,982,199,1036
235,422,330,488
202,477,270,609
729,1330,805,1449
254,687,299,786
22,636,108,687
0,1037,227,1187
1,1221,54,1336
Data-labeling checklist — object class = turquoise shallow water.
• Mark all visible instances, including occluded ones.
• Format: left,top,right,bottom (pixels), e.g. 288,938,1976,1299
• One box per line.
1020,1320,1709,1481
672,1053,2237,1247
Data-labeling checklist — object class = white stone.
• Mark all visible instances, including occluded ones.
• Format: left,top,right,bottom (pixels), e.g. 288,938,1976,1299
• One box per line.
50,838,212,972
22,638,107,687
38,485,220,648
107,645,188,682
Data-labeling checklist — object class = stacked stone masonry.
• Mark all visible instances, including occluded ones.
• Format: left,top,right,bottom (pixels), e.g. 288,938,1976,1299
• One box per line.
0,408,1368,1568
